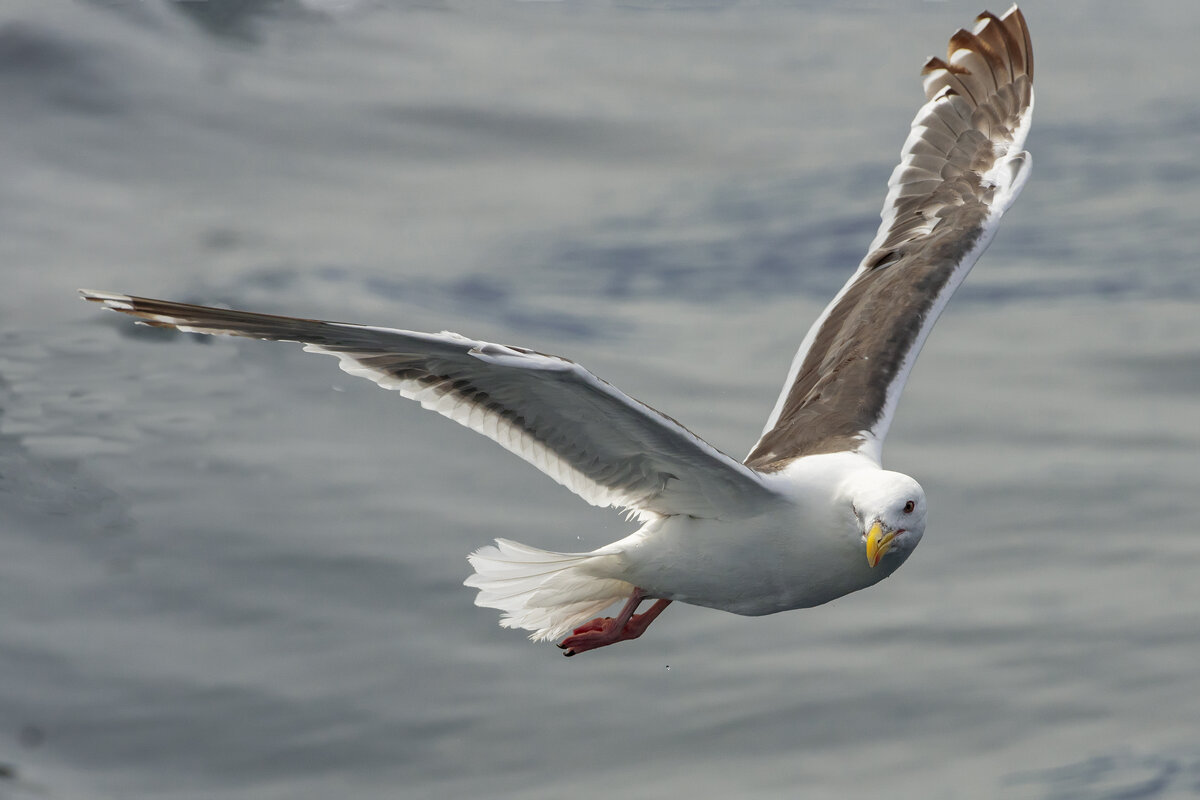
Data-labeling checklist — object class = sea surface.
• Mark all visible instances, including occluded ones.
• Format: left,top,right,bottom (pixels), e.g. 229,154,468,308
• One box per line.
1,1,1198,798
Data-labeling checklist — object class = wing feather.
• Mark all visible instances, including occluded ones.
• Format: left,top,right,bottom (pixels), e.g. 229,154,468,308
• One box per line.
81,290,780,519
747,5,1033,468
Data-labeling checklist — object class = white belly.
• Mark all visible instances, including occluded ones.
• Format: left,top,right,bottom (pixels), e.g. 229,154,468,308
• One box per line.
598,509,899,616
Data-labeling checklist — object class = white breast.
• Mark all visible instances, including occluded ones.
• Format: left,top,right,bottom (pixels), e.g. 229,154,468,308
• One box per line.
596,454,896,615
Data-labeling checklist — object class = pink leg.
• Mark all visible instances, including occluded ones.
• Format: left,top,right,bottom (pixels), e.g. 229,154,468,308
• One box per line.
557,590,672,657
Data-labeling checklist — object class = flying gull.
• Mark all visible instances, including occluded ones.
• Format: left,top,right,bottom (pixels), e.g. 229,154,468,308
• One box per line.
82,6,1033,657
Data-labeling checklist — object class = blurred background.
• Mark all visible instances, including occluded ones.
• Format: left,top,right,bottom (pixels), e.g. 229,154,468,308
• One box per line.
1,1,1198,798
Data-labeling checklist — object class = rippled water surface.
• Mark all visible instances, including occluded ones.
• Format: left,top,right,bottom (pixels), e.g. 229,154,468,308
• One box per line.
2,1,1198,798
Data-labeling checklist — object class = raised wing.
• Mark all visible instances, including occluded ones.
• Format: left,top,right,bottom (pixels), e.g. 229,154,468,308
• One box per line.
747,5,1033,469
82,290,780,519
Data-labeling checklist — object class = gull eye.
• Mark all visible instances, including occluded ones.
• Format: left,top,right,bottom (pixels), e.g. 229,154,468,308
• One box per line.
903,500,915,514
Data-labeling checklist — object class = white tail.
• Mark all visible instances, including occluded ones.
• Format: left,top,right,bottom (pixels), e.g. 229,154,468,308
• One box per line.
465,539,634,641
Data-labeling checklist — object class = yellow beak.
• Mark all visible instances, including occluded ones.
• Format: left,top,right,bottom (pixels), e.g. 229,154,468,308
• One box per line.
865,522,896,568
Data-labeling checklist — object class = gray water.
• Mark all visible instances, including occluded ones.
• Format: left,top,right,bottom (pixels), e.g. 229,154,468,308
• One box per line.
1,1,1198,798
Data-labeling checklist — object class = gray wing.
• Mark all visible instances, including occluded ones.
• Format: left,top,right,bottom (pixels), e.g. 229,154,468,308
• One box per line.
746,5,1034,469
82,290,780,520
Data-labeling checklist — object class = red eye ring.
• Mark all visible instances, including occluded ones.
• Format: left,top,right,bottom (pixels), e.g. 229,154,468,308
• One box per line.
903,500,915,514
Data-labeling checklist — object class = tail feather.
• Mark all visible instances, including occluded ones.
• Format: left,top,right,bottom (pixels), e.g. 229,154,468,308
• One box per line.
465,538,634,641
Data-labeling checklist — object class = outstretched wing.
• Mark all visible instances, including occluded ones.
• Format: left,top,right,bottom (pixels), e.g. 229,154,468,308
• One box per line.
82,290,780,520
747,5,1034,469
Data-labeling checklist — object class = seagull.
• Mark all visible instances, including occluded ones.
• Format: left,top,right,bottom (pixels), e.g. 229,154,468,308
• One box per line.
82,6,1033,657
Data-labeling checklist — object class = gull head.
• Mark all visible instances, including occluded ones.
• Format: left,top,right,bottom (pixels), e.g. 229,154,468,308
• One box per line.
846,470,926,569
